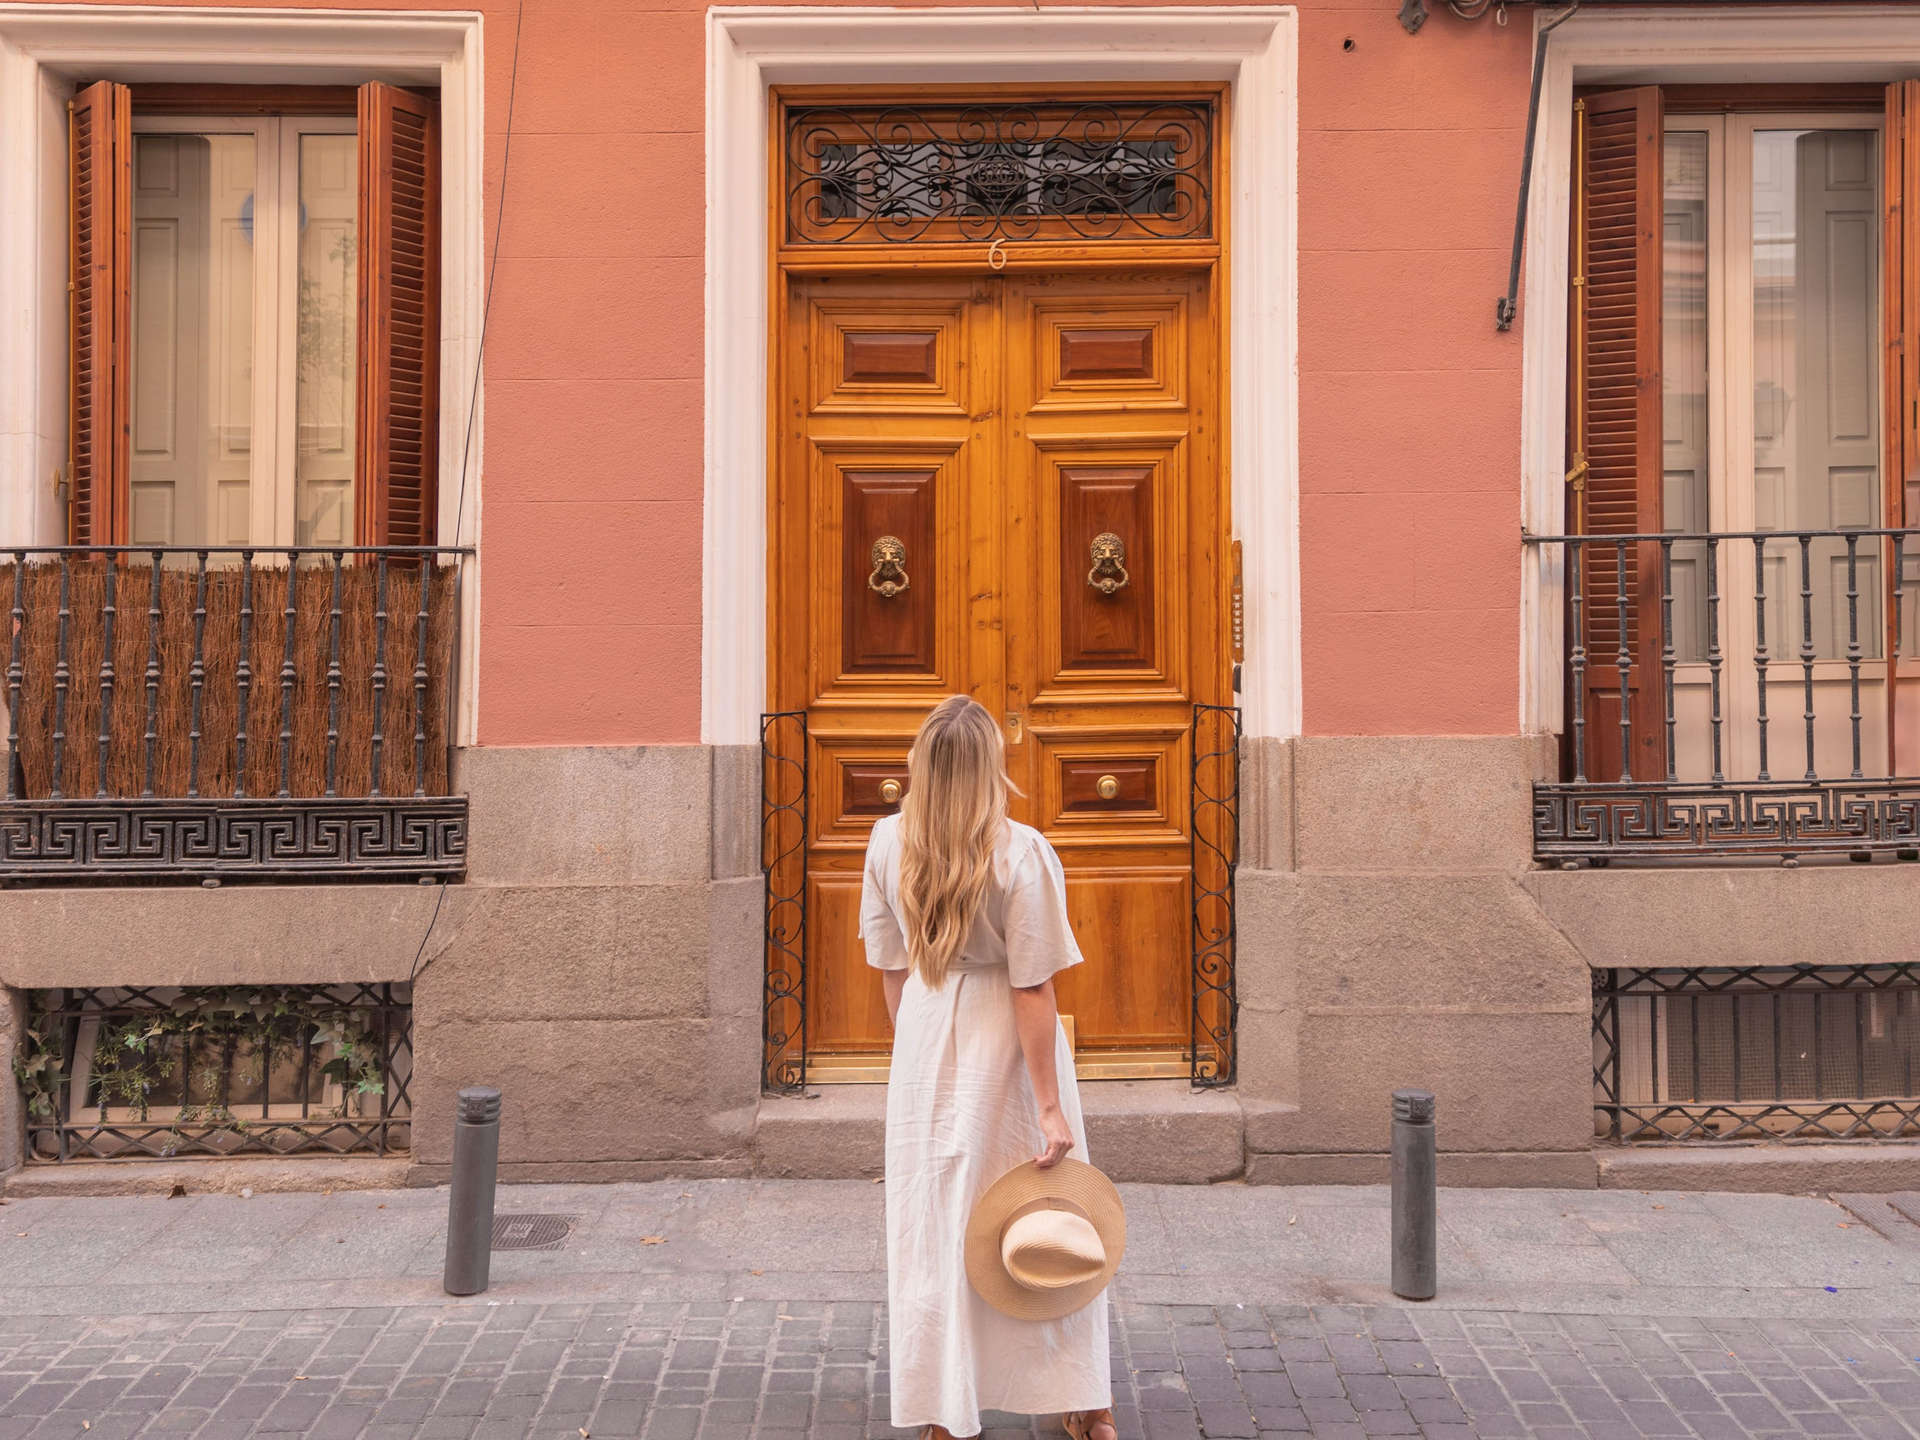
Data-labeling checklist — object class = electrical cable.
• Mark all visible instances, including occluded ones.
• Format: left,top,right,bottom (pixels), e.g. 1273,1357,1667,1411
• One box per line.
407,0,524,987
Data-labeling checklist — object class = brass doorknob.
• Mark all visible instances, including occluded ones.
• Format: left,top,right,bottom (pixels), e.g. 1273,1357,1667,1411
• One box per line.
1088,532,1129,594
1096,774,1120,800
879,778,902,804
868,536,908,598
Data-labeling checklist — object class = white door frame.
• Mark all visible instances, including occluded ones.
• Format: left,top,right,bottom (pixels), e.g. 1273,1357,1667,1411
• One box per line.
701,6,1301,746
1519,3,1920,738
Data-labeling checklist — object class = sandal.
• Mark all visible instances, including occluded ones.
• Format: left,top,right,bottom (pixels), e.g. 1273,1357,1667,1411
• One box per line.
1063,1411,1117,1440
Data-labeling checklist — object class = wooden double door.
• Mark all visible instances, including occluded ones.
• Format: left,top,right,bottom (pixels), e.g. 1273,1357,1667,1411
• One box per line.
772,267,1228,1072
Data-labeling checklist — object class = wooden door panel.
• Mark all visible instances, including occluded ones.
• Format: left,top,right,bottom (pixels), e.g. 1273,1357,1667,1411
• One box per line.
1029,292,1188,412
809,295,970,417
811,733,910,845
1004,271,1220,1061
810,441,968,698
1053,871,1191,1051
1049,449,1183,683
1036,728,1186,841
805,869,895,1056
838,460,941,676
782,274,1001,1061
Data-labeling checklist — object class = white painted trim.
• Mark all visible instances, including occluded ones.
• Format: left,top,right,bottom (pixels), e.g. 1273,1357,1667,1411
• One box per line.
1519,4,1920,737
702,6,1301,746
0,4,484,743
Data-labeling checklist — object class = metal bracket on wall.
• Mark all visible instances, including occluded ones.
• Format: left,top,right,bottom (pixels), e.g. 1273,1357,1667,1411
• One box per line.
1391,0,1581,327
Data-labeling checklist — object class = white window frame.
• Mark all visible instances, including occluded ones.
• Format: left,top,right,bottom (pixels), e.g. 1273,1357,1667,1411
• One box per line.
0,4,484,742
1519,3,1920,739
701,6,1301,746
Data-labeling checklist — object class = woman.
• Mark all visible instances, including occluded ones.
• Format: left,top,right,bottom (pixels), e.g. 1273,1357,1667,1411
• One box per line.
860,695,1117,1440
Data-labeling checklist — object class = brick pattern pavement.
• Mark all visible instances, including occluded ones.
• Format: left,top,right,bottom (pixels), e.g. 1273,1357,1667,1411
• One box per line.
2,1301,1918,1440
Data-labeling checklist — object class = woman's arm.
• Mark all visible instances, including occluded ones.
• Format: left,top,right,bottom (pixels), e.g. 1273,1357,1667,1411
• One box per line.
1010,978,1073,1168
882,968,908,1026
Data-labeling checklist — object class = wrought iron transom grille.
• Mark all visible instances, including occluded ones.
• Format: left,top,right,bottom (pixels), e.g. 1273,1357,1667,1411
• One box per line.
22,984,413,1162
1593,965,1920,1142
784,99,1215,245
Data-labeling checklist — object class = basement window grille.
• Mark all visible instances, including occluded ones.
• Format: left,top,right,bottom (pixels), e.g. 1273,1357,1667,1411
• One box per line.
21,984,412,1162
1594,965,1920,1142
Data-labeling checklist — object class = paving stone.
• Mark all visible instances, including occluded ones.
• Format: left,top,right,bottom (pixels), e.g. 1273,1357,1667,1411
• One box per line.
2,1298,1918,1439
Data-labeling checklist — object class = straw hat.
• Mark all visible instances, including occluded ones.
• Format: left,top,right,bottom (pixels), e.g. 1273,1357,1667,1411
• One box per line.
964,1158,1126,1321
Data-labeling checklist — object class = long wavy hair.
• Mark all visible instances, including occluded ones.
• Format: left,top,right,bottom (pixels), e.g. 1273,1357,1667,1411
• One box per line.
896,695,1015,988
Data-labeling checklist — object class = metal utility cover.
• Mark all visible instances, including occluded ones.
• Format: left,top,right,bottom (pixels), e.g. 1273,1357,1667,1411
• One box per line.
490,1213,577,1251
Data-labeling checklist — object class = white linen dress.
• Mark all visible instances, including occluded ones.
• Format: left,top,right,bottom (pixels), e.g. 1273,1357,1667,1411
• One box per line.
860,812,1113,1437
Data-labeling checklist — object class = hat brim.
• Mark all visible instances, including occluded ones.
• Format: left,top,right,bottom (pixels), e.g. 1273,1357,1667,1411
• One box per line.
964,1157,1126,1322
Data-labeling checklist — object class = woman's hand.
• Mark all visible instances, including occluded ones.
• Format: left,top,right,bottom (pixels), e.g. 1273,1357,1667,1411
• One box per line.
1034,1102,1073,1168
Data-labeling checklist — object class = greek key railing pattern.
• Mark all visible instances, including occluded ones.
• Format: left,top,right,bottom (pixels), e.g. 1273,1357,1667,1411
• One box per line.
0,797,466,880
1528,528,1920,861
1535,780,1920,860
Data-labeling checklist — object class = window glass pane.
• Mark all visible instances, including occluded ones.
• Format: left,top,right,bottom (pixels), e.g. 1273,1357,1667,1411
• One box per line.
295,132,359,547
1663,130,1710,663
129,133,255,548
1750,127,1882,660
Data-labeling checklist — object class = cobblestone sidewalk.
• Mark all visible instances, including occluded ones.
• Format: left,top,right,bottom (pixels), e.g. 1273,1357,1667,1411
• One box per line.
4,1299,1920,1440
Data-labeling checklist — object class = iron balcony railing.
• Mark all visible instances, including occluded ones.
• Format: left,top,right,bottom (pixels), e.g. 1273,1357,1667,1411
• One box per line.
1527,527,1920,861
1,545,470,880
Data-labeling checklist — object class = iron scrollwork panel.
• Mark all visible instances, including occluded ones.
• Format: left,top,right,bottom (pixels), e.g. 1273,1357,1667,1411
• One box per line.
786,100,1214,245
1190,703,1241,1087
761,711,809,1093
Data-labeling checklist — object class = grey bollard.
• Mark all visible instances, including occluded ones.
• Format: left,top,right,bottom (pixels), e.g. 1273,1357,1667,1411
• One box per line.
444,1086,502,1296
1390,1089,1437,1301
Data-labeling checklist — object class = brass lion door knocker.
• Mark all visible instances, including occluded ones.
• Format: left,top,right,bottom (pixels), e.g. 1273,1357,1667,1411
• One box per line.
868,535,909,598
1087,532,1129,595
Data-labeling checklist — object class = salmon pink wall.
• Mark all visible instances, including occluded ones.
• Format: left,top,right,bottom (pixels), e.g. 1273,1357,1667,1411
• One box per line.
476,0,707,745
472,0,1539,744
39,0,1539,744
1294,2,1533,736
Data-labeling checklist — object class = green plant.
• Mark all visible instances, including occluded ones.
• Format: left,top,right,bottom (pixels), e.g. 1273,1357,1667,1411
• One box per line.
13,987,387,1155
11,1015,65,1125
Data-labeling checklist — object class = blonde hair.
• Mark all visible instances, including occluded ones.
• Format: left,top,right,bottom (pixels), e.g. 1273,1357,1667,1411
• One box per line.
896,695,1015,988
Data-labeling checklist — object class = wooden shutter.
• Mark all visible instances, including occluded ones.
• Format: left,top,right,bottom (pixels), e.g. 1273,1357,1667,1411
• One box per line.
355,83,441,548
1570,87,1665,782
1887,81,1920,770
68,80,132,547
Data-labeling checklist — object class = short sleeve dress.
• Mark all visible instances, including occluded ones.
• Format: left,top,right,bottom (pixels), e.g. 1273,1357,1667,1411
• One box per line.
860,813,1113,1437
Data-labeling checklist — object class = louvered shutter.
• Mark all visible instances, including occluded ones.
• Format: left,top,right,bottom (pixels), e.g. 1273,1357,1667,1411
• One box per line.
1886,81,1920,770
355,83,441,548
1570,87,1665,782
68,79,132,547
